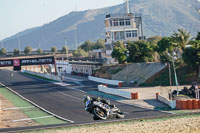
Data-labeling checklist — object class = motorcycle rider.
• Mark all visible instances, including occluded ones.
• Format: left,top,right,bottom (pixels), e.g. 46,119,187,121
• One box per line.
83,95,114,110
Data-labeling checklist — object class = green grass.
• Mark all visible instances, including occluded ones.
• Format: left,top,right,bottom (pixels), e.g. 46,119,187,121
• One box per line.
22,72,59,82
0,86,66,125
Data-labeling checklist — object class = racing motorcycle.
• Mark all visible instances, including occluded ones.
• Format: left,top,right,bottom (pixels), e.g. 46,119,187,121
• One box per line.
83,95,125,120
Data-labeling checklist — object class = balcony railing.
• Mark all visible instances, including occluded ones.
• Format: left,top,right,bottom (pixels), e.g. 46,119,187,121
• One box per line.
106,13,142,18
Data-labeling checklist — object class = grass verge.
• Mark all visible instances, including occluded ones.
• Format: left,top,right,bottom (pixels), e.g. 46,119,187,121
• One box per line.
22,72,58,82
0,86,66,125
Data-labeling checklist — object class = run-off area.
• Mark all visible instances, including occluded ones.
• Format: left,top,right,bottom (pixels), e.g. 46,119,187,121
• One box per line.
0,86,67,128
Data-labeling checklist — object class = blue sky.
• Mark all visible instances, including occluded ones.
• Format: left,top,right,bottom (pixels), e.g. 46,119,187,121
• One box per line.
0,0,123,41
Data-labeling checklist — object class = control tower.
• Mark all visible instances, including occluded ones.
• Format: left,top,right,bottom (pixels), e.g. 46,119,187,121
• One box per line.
104,0,145,56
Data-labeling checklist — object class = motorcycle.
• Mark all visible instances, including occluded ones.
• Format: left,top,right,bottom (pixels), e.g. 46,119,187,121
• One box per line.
83,95,125,120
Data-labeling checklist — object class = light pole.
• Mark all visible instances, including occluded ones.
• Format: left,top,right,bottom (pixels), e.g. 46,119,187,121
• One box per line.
124,43,129,84
126,50,129,85
18,34,21,55
168,52,179,95
1,41,3,48
74,27,78,50
64,38,68,60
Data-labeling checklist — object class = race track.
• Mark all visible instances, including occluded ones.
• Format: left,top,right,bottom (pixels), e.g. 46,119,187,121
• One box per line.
0,70,170,125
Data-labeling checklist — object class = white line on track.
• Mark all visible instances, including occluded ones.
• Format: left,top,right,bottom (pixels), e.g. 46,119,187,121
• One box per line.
3,106,34,111
53,82,71,86
0,82,75,123
53,82,86,93
57,91,82,101
12,116,53,122
64,77,83,82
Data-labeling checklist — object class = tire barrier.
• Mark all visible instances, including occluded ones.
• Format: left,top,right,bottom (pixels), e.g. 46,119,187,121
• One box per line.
118,82,123,87
156,93,159,100
176,99,200,110
131,93,139,99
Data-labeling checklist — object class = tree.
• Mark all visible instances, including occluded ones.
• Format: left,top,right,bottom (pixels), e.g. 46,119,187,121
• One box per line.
196,32,200,41
147,36,162,45
72,48,88,57
79,40,94,51
171,29,191,51
93,39,105,49
51,46,57,54
0,48,7,56
127,41,154,62
24,46,32,55
37,48,43,54
62,46,68,54
111,41,127,64
13,48,19,56
156,37,176,62
182,40,200,75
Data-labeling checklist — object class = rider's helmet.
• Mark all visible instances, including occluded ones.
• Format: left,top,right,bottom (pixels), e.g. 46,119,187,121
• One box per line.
106,100,110,105
97,97,101,101
83,95,90,102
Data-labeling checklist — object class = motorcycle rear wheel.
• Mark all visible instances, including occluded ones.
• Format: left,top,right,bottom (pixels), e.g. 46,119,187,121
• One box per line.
93,107,107,120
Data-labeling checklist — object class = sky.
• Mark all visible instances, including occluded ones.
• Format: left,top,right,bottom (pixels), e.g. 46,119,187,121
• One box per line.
0,0,123,41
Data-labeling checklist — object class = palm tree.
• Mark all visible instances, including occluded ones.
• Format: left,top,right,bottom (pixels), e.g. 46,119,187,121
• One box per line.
171,29,191,51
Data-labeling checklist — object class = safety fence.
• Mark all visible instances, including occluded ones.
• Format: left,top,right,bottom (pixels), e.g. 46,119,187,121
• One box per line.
98,85,139,99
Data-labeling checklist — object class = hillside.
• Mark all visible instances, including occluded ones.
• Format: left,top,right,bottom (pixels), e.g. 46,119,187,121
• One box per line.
1,0,200,51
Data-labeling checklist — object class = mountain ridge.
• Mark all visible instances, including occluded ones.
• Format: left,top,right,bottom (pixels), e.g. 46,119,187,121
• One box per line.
2,0,200,52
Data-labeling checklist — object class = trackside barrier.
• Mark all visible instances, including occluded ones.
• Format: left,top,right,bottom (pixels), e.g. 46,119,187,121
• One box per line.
98,85,139,99
89,76,124,87
175,99,200,110
157,94,176,109
23,70,61,82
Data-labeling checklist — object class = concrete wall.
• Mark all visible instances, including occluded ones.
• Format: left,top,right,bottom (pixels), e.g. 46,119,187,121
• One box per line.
98,85,131,99
89,76,123,86
112,62,167,85
157,95,176,109
98,85,140,99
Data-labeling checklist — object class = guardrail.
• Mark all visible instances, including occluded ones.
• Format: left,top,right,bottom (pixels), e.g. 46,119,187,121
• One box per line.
89,76,124,86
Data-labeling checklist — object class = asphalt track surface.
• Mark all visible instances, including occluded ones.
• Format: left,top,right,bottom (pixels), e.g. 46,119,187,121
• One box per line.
0,70,170,132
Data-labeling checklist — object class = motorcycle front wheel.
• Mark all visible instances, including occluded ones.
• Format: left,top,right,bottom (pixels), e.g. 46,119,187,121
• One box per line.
93,107,107,120
116,111,125,119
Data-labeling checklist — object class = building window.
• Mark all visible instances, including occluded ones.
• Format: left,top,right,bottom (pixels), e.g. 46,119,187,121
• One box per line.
126,31,132,38
132,30,137,37
113,19,118,26
126,30,138,38
119,19,125,26
125,19,131,25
